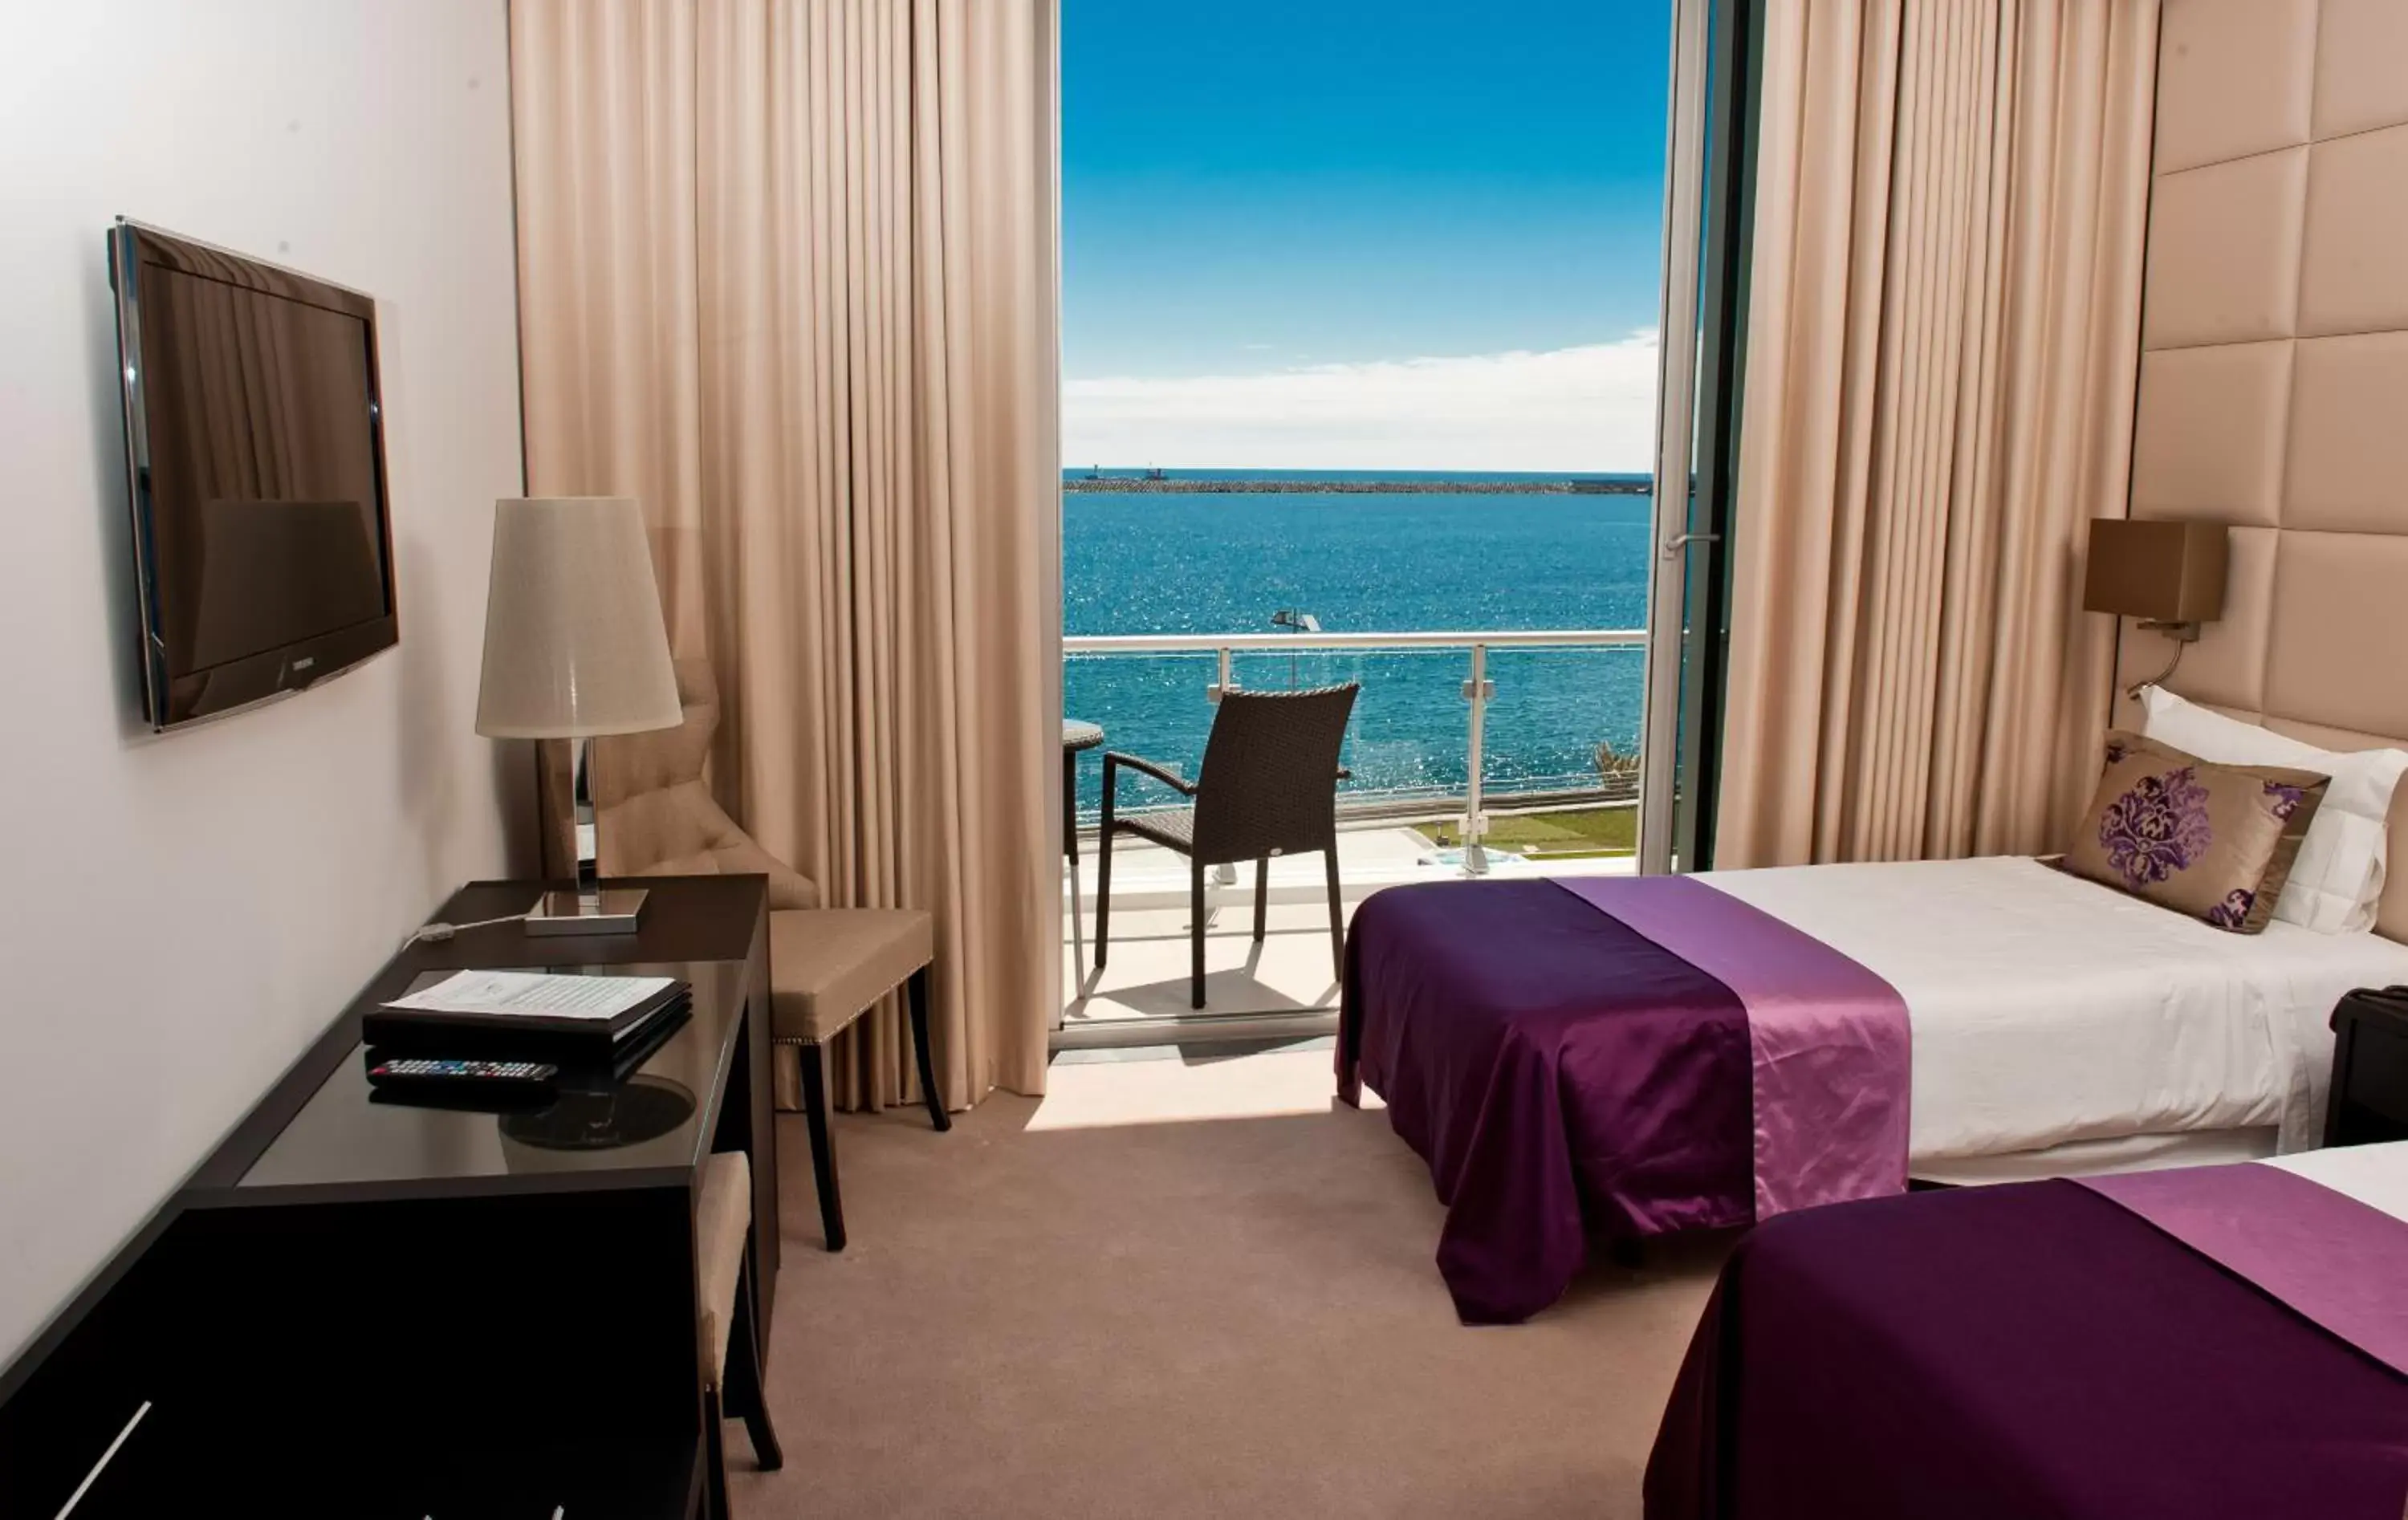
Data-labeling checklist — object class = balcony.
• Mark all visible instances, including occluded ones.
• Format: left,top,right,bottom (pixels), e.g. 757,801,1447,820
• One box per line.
1060,628,1645,1038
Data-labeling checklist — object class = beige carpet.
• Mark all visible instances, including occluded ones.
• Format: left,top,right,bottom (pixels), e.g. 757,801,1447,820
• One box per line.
733,1047,1725,1518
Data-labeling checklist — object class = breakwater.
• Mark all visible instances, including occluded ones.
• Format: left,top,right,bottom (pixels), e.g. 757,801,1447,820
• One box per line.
1063,475,1649,495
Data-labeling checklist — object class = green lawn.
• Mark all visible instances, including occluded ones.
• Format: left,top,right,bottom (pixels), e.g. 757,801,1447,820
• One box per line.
1418,805,1637,858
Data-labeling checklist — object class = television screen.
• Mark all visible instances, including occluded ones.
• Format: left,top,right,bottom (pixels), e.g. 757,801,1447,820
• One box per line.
109,222,397,730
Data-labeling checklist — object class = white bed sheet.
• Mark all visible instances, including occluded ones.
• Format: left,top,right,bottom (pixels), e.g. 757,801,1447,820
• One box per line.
1700,856,2408,1161
2267,1140,2408,1223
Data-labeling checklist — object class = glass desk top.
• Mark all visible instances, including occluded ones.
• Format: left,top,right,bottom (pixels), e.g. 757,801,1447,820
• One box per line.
238,959,749,1192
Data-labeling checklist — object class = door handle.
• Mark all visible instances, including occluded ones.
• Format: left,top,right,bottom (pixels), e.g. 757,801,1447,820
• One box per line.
1661,531,1721,560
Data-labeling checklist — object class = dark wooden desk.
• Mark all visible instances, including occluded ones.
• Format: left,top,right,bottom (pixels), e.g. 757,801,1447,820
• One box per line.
0,876,774,1519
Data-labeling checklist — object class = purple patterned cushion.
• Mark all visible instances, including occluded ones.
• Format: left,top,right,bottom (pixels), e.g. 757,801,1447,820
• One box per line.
2063,733,2329,934
2096,765,2214,887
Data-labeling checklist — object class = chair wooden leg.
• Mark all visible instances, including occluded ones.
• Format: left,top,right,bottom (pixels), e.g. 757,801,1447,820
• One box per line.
907,967,950,1132
797,1042,845,1253
1067,856,1087,977
731,1250,785,1471
1094,823,1114,969
1253,857,1270,941
1063,749,1080,863
1324,844,1345,981
705,1386,730,1518
1336,999,1363,1108
1191,859,1207,1010
1064,754,1088,976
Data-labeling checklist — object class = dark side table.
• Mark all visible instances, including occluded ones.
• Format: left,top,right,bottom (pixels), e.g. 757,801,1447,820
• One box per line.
2327,986,2408,1146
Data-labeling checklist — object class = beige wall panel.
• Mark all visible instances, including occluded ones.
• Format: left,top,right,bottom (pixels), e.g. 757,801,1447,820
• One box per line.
2156,0,2316,173
2314,0,2408,140
2131,340,2293,525
2285,331,2408,532
2300,124,2408,336
2143,148,2308,349
2264,531,2408,738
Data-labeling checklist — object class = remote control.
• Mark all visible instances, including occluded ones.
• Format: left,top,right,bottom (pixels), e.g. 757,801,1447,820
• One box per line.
368,1056,559,1095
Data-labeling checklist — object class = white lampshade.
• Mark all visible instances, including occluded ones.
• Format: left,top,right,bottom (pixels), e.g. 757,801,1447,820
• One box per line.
474,497,682,739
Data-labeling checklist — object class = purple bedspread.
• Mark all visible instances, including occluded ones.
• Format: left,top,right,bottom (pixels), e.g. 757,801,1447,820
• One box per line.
1645,1181,2408,1520
1554,876,1909,1217
1336,877,1907,1324
2081,1163,2408,1377
1340,880,1752,1323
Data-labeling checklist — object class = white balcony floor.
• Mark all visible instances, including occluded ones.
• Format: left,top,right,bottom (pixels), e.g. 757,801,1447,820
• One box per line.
1060,823,1635,1028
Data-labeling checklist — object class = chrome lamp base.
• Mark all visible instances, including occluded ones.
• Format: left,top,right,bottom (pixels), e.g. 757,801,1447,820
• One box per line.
526,735,649,936
525,886,649,937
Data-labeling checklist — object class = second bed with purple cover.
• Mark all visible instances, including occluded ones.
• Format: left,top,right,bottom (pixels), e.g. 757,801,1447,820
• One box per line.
1645,1159,2408,1518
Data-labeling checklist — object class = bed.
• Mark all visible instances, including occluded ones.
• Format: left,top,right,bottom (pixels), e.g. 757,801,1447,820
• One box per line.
1643,1141,2408,1519
1336,854,2408,1323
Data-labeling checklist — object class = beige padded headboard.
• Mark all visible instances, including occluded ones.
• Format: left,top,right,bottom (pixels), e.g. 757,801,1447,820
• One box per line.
2115,0,2408,940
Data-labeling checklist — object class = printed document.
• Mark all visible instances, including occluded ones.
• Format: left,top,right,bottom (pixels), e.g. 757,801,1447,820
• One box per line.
383,970,675,1021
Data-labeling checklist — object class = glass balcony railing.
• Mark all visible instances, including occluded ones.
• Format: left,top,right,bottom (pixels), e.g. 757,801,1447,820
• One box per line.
1060,628,1645,873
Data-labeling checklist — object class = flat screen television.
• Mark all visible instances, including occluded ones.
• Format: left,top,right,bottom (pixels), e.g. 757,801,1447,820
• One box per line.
107,221,398,730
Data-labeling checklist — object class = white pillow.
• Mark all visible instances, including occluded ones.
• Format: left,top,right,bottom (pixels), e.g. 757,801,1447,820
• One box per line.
2138,686,2406,933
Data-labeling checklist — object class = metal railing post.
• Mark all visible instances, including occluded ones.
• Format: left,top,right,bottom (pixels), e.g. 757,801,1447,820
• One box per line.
1461,643,1493,876
1210,645,1238,885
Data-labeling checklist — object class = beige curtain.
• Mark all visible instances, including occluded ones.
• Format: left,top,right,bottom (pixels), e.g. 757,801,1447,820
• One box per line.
1714,0,2158,868
510,0,1060,1108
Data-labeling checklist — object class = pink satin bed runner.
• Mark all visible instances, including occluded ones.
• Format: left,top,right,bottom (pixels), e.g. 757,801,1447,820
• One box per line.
2079,1162,2408,1378
1553,876,1911,1218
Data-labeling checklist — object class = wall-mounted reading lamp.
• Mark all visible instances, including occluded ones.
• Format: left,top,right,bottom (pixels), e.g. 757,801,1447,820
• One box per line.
2081,518,2230,699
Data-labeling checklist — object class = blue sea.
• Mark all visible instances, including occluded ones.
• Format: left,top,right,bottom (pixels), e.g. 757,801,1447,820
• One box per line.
1062,469,1653,821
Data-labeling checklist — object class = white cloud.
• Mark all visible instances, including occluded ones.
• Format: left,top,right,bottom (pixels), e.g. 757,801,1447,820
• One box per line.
1062,333,1662,473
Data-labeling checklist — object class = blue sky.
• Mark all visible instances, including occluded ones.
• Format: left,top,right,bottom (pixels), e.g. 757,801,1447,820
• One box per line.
1061,1,1670,470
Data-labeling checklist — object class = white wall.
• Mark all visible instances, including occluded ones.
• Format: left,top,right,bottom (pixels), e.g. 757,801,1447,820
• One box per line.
0,1,527,1363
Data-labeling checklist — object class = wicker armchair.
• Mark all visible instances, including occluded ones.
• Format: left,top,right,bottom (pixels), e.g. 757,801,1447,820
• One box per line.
1095,684,1360,1009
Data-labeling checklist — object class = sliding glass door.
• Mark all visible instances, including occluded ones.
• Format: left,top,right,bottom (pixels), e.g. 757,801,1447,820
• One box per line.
1056,1,1721,1034
1640,0,1765,875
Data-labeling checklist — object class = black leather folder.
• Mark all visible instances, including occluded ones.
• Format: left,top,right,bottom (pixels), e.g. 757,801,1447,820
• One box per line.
361,971,692,1062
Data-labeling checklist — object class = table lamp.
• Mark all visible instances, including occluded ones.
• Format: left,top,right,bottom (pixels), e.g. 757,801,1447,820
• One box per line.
2081,518,2229,697
476,497,683,935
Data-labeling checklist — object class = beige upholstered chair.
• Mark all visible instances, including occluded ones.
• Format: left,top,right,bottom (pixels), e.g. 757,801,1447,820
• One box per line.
698,1149,781,1514
763,910,947,1252
543,660,820,908
555,660,950,1255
